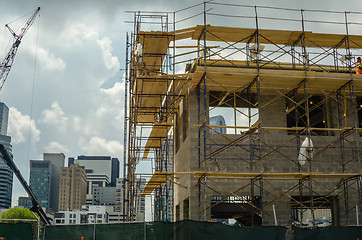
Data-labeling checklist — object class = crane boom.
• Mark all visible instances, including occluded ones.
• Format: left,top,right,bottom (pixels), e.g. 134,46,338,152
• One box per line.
0,144,51,225
0,7,40,92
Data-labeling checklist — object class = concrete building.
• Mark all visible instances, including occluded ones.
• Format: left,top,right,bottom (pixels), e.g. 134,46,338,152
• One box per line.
115,178,145,221
85,172,109,205
29,160,52,210
0,102,12,209
92,186,116,206
58,164,87,211
68,156,119,187
128,6,362,227
44,153,65,212
54,205,108,224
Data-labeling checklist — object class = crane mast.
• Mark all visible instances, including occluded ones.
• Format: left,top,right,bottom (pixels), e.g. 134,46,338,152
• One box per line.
0,7,40,91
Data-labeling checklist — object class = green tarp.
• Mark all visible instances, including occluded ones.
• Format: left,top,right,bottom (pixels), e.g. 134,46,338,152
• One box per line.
0,223,33,240
44,220,286,240
35,220,362,240
294,226,362,240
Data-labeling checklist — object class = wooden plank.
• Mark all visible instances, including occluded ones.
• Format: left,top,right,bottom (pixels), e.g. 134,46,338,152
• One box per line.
142,124,171,159
142,171,173,195
189,65,362,95
193,171,361,179
190,25,362,48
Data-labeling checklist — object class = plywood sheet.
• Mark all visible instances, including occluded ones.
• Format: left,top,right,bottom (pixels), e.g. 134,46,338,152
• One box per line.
190,25,362,48
137,31,171,73
143,124,171,159
142,172,173,195
190,65,362,96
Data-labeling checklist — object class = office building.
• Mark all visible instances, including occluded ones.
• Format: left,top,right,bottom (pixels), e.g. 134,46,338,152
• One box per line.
92,186,116,206
28,154,65,212
58,164,87,211
85,171,109,205
54,205,108,224
44,153,65,212
29,160,52,209
115,178,145,221
68,156,119,186
17,196,31,208
0,102,12,209
0,102,9,135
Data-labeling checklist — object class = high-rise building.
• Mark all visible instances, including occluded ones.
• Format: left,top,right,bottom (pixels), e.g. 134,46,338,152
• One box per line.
209,115,226,134
29,160,52,209
0,102,12,209
92,186,116,205
0,102,9,135
43,153,65,212
85,170,109,205
68,156,119,187
17,197,31,208
58,164,87,211
115,178,145,221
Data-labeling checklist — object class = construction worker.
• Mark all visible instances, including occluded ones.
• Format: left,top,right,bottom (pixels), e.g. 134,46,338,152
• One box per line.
356,57,362,74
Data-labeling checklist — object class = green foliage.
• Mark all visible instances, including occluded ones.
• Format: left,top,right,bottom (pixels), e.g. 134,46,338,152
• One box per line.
0,207,37,221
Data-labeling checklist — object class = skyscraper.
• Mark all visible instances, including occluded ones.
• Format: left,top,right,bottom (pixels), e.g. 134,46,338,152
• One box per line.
68,156,119,186
0,103,9,135
43,153,65,211
0,102,12,209
58,164,87,211
29,160,52,209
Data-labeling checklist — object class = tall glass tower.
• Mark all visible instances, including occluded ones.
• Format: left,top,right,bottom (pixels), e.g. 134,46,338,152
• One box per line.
0,102,12,209
29,160,52,210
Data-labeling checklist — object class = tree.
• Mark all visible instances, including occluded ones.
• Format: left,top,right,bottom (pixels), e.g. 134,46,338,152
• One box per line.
0,207,37,221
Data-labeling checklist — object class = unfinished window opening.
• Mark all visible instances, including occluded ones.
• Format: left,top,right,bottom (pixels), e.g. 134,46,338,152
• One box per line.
210,195,261,226
209,91,259,134
291,195,334,227
181,96,188,142
286,95,331,136
175,110,180,153
176,204,180,221
357,97,362,133
183,198,189,219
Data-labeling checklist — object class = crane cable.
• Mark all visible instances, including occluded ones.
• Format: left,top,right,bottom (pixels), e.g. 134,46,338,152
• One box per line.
26,11,40,174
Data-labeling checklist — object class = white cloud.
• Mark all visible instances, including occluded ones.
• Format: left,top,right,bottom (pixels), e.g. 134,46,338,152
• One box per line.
39,101,68,131
45,141,69,153
97,37,120,71
99,81,124,122
8,107,40,145
81,137,123,156
36,47,66,71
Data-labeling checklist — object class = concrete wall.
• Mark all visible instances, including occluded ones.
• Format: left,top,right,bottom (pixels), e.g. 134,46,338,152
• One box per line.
174,87,362,226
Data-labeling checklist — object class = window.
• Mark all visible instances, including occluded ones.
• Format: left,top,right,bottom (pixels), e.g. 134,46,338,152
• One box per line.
286,95,330,136
357,97,362,131
183,198,189,219
209,91,259,134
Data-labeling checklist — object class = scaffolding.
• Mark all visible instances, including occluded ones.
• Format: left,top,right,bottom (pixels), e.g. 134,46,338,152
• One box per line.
125,2,362,226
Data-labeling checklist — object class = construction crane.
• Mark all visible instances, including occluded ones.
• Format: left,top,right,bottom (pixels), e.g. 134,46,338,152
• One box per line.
0,7,40,92
0,144,51,225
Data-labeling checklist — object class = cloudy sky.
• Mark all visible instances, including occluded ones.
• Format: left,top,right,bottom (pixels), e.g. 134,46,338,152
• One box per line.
0,0,359,207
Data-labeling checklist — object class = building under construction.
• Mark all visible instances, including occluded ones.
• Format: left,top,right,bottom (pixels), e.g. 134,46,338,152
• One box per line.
123,2,362,226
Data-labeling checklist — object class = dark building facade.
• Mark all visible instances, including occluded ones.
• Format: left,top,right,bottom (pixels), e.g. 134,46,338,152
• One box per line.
29,160,52,210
